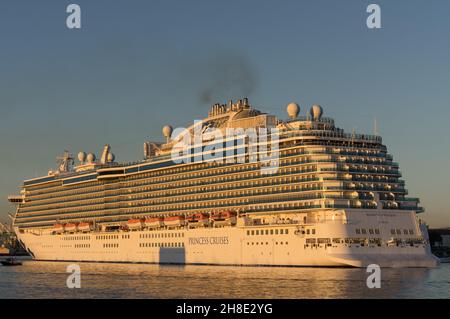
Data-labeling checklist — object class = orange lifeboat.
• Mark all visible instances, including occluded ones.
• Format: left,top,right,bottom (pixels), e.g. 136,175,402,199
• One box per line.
127,219,144,230
52,224,64,234
78,222,92,232
145,217,164,229
64,223,77,232
187,213,209,228
211,211,237,226
164,216,185,227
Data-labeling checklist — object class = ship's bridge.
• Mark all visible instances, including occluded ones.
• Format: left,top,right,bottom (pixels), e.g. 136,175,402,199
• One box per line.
280,116,336,131
8,195,24,204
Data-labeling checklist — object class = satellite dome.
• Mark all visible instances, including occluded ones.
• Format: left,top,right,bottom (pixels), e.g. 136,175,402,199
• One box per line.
162,125,173,138
287,103,300,119
86,153,96,163
310,104,323,121
107,153,115,162
77,151,87,163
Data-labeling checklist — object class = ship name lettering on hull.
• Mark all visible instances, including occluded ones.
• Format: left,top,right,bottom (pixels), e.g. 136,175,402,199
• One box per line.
188,236,229,245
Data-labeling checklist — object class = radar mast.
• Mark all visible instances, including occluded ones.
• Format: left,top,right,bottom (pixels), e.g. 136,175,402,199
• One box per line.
57,151,74,173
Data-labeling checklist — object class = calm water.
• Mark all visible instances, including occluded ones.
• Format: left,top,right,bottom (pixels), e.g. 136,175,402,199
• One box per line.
0,259,449,298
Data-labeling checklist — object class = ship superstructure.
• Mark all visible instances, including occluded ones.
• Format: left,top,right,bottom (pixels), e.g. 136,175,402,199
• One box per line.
8,99,438,267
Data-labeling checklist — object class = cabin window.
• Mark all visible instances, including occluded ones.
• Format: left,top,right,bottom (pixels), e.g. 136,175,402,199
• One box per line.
361,229,367,235
396,229,401,235
409,229,414,235
356,229,361,235
391,229,396,235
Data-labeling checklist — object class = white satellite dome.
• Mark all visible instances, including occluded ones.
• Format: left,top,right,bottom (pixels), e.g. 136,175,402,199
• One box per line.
77,151,87,163
107,153,115,162
286,103,300,119
86,153,96,163
310,104,323,121
162,125,173,139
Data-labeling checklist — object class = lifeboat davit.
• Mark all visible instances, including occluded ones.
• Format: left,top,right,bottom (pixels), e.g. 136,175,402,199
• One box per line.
127,219,144,230
187,213,209,228
52,224,64,234
78,222,92,232
64,223,77,232
145,217,164,229
211,211,237,226
164,216,185,227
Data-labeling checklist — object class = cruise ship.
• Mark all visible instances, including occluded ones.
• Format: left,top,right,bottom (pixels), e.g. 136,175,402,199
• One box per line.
8,98,439,267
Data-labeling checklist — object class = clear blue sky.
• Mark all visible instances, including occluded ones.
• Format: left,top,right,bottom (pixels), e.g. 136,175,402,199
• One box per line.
0,0,449,227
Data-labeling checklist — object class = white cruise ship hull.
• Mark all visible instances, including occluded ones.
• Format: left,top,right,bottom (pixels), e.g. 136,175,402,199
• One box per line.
15,210,439,268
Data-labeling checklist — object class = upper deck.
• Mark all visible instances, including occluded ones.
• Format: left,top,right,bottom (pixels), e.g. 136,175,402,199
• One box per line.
12,99,421,229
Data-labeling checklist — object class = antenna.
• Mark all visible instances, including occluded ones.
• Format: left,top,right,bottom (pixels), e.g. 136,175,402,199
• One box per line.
351,128,356,149
373,117,379,135
143,142,150,159
57,151,74,173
